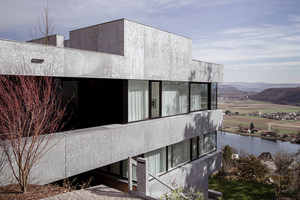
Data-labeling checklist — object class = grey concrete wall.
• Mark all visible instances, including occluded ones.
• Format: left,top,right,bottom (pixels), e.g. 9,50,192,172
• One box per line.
69,19,124,55
0,39,65,76
148,150,222,199
0,109,222,186
27,35,64,47
0,19,223,82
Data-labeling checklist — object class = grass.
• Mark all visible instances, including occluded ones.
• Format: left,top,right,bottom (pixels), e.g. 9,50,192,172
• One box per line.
209,177,276,200
231,100,270,105
223,119,268,129
220,99,300,114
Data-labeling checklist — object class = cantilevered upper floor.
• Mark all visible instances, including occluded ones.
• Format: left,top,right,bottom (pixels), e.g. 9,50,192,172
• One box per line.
0,19,223,83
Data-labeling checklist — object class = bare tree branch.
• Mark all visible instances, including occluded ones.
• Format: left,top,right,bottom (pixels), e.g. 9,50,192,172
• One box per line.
0,65,68,194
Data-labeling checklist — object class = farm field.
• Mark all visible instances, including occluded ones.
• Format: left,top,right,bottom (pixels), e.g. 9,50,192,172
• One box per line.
220,100,300,135
219,99,300,114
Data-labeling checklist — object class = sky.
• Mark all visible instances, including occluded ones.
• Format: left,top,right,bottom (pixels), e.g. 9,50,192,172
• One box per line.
0,0,300,83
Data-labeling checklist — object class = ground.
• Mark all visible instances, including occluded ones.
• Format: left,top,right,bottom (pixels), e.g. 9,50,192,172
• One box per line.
220,100,300,135
0,184,73,200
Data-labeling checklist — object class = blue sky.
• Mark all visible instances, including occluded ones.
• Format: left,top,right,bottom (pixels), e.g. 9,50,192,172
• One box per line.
1,0,300,83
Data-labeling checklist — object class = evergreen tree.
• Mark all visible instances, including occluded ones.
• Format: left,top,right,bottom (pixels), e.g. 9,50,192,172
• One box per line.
250,122,255,130
238,154,269,182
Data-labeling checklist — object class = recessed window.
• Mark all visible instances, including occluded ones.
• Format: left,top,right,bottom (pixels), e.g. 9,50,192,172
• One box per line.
128,80,149,122
162,81,188,117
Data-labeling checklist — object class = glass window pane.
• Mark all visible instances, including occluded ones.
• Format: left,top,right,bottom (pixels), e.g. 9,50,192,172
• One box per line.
144,147,166,174
190,84,208,111
182,139,190,163
210,131,217,151
169,139,191,168
110,162,120,175
201,84,208,109
128,80,149,122
192,137,198,159
199,135,204,156
211,83,217,109
190,84,201,111
162,81,188,116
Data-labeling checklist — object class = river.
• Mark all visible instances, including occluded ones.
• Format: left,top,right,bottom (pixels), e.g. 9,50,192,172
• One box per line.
217,131,300,156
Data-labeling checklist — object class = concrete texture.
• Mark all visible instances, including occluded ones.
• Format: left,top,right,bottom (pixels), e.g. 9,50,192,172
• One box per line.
69,20,124,55
0,109,222,186
148,150,222,199
0,19,223,82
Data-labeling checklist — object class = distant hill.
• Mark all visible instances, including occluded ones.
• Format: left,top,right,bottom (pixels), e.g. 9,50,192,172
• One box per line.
219,85,257,99
249,87,300,106
221,82,300,92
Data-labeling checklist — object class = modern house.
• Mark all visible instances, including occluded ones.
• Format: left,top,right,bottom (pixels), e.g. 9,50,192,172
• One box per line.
0,19,223,199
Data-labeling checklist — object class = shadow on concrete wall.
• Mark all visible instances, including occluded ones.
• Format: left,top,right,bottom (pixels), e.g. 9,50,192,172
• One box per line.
188,62,220,82
181,112,221,198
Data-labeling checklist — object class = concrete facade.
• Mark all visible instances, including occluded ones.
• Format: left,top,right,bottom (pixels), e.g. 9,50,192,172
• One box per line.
0,19,223,82
0,19,223,199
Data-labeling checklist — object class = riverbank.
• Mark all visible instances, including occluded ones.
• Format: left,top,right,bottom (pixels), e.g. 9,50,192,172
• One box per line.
220,129,300,145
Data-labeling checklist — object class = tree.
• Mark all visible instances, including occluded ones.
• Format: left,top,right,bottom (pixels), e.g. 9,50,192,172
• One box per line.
159,187,204,200
0,73,67,194
238,154,269,182
274,149,295,197
238,124,242,130
250,122,255,130
220,145,236,175
29,2,56,45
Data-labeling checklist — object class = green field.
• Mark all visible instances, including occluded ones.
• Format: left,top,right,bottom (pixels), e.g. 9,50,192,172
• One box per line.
209,177,276,200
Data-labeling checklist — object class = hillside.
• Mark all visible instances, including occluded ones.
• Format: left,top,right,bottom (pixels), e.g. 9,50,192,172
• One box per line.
221,82,300,92
219,85,257,99
249,87,300,106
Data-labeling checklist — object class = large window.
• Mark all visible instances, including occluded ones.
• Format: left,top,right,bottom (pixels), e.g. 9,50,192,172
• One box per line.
128,80,149,122
190,83,208,111
168,140,190,168
200,131,217,156
162,81,188,117
127,80,218,122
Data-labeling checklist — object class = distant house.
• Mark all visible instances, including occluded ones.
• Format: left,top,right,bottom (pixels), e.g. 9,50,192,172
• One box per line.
287,159,300,170
240,128,250,133
261,132,267,137
258,152,275,162
225,110,231,115
266,132,276,137
251,128,261,133
231,153,239,159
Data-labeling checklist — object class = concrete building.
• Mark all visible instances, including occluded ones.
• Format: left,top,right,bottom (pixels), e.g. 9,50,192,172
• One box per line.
0,19,223,199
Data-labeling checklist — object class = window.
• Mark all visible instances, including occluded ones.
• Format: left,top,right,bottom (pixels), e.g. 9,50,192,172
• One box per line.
168,139,190,168
191,137,198,159
211,83,217,109
144,147,166,174
128,80,149,122
162,81,188,117
190,83,208,111
199,131,217,156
